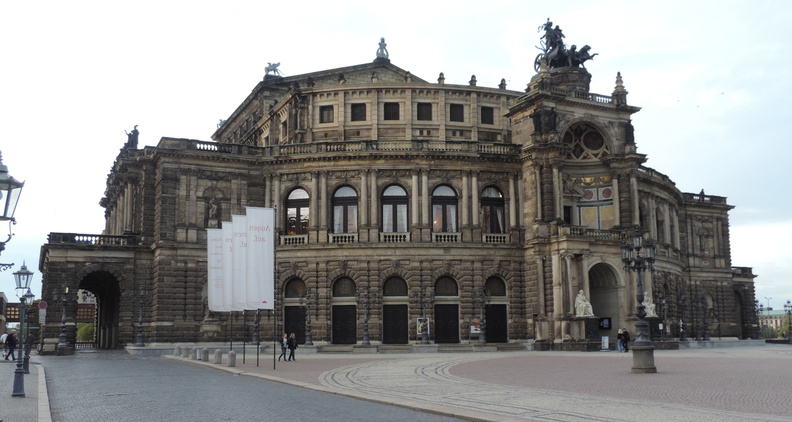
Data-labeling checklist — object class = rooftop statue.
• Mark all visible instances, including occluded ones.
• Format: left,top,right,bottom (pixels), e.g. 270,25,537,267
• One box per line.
534,19,597,72
376,37,389,59
265,62,282,76
124,125,139,149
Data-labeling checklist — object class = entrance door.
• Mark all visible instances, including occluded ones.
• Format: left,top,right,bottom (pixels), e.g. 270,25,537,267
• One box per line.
485,304,508,343
434,304,459,343
382,305,408,344
284,306,306,343
332,305,357,344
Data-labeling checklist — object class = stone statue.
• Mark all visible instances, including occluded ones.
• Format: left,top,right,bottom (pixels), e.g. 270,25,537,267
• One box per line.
265,62,282,76
124,125,139,148
575,290,594,317
644,290,658,317
376,37,389,59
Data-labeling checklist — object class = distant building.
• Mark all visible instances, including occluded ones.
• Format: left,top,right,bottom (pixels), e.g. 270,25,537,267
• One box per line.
38,33,759,353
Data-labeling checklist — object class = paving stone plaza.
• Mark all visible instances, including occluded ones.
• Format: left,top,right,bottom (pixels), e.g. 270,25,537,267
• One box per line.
1,344,791,422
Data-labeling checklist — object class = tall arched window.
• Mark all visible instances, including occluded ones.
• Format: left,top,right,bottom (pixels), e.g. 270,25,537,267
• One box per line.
480,186,505,234
286,188,310,235
431,185,458,232
382,185,408,232
332,186,358,233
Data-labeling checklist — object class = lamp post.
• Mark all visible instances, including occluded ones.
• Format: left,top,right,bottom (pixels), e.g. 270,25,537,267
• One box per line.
11,263,34,397
134,290,145,347
621,227,657,373
784,300,792,341
412,285,433,345
57,287,73,355
0,151,24,271
472,286,491,344
357,287,378,346
300,288,317,346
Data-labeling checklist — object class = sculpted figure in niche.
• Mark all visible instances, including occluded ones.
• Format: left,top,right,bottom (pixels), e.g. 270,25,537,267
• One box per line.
644,290,658,317
575,290,594,317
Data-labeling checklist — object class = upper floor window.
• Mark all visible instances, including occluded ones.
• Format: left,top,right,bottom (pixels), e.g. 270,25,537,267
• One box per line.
481,106,494,125
431,185,458,233
417,103,432,121
286,188,310,235
384,102,400,121
332,186,358,233
351,103,367,122
332,277,356,297
435,277,459,296
382,185,408,232
285,278,307,298
320,105,334,123
481,186,505,234
484,277,506,296
449,104,464,122
383,277,408,296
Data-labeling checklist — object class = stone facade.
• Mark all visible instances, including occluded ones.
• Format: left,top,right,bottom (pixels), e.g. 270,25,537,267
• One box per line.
37,46,759,353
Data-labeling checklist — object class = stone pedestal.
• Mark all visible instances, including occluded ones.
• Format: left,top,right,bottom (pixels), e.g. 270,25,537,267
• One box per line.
572,317,599,341
631,344,657,373
647,317,662,341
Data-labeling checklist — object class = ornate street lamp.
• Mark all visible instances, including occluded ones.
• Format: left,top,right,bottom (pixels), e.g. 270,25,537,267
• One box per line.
12,262,34,397
621,227,657,373
0,151,24,271
357,287,378,346
300,288,317,346
473,286,491,344
784,300,792,341
134,290,146,347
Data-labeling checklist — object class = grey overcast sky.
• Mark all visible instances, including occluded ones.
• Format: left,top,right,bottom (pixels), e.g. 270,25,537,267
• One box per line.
1,0,790,310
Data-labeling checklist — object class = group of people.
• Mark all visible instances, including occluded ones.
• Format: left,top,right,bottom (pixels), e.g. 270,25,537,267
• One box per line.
616,328,631,352
278,333,298,362
2,330,35,360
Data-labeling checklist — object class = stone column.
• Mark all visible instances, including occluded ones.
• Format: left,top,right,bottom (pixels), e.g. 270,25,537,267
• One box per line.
311,172,319,229
461,172,469,227
553,166,562,219
265,174,272,208
471,172,479,227
509,174,517,230
534,167,543,220
672,208,681,249
662,203,671,245
360,169,369,227
319,172,327,230
370,170,378,230
421,170,429,227
611,177,620,225
411,170,419,228
630,175,640,226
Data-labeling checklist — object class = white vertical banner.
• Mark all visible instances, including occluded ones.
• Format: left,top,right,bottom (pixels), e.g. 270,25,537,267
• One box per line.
206,228,226,312
246,207,275,310
221,221,235,311
231,214,248,311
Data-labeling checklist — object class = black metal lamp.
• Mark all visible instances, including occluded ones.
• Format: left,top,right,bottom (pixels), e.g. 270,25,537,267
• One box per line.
12,262,34,397
621,227,657,373
784,300,792,340
0,151,24,270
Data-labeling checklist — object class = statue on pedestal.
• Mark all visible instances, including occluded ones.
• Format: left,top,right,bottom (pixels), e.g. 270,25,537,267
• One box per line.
575,290,595,317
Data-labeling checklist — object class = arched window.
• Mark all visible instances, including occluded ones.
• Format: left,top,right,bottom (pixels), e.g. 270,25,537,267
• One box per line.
382,185,408,232
480,186,505,234
332,186,358,233
285,279,306,298
286,188,310,235
332,277,356,297
431,185,458,232
383,277,408,296
435,277,458,296
484,277,506,296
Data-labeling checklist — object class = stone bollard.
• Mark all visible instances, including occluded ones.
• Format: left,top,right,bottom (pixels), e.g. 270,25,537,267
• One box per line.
227,350,236,367
214,349,223,364
181,347,191,358
174,346,181,356
189,348,197,360
201,348,210,362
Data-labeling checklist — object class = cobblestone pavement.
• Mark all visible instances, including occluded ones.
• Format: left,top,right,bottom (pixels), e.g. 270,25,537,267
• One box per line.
38,350,462,422
182,345,792,422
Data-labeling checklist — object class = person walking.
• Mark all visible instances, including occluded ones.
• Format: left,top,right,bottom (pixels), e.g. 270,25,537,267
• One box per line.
278,333,288,361
287,332,298,361
1,331,8,358
616,328,624,352
5,330,17,360
622,329,630,352
25,333,36,357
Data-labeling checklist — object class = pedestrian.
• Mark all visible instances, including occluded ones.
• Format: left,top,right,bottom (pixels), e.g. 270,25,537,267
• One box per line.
622,329,630,352
1,331,8,358
278,333,288,361
5,330,17,360
25,333,36,357
287,332,298,361
616,328,624,352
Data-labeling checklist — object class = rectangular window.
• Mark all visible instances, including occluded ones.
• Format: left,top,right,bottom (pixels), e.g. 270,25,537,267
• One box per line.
417,103,432,121
351,103,366,122
384,102,399,120
481,106,494,125
319,105,334,123
449,104,464,122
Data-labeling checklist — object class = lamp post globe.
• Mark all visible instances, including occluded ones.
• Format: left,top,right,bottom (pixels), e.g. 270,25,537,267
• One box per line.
0,151,24,271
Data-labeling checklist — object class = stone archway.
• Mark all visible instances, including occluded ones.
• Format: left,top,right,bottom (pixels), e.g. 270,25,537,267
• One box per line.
78,271,122,349
588,263,621,336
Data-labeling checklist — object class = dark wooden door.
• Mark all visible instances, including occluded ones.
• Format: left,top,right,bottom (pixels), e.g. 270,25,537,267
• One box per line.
332,305,357,344
284,306,305,344
485,304,508,343
382,305,408,344
434,304,459,343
